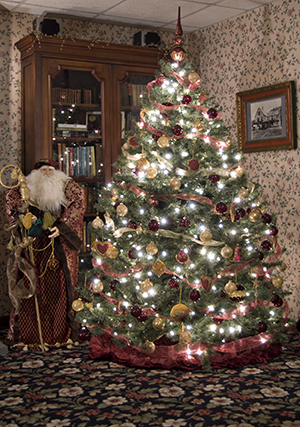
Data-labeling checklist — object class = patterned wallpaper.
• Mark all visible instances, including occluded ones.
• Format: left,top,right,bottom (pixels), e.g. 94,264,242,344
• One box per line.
198,0,300,320
0,0,299,323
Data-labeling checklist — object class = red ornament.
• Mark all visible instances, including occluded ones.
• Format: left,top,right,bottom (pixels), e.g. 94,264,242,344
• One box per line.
262,213,272,224
168,277,179,289
137,311,148,322
182,94,192,105
261,240,272,251
179,218,190,228
128,247,138,259
162,101,174,107
131,305,142,318
176,250,188,263
109,279,120,291
216,202,228,214
127,220,137,229
77,327,90,342
236,208,246,218
269,225,278,236
187,159,200,171
274,297,283,307
257,320,267,333
155,75,166,86
172,124,183,136
207,107,218,119
189,289,201,301
148,219,160,232
209,174,220,183
256,250,264,260
271,293,281,305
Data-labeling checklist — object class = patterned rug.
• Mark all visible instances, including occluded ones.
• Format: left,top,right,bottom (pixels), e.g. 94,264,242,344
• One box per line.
0,334,299,427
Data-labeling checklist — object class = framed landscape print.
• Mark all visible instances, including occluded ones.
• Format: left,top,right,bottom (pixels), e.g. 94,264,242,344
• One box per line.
236,81,296,153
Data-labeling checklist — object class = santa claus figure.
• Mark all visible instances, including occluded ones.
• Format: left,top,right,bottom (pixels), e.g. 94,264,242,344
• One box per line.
5,159,86,349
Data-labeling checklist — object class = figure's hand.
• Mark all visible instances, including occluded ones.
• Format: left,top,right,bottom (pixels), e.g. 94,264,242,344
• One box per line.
31,215,37,224
48,226,60,238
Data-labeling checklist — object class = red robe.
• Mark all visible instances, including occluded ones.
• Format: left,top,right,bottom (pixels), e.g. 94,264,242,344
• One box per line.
5,179,86,348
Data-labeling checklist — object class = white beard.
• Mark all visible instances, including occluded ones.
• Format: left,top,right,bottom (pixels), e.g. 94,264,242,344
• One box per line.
26,169,71,213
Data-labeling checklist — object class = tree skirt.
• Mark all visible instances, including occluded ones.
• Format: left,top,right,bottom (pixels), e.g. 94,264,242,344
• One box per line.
88,332,282,370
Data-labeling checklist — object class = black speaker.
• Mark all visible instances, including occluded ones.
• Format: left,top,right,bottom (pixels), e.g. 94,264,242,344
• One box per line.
133,31,161,47
33,18,61,36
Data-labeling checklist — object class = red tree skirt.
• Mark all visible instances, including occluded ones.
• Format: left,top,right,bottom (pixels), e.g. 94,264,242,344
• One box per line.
88,332,282,370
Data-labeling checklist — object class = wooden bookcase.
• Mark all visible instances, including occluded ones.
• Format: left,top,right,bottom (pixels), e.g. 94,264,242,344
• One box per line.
16,34,162,181
16,34,162,255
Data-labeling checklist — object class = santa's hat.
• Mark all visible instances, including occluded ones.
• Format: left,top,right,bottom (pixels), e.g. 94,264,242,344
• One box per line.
34,159,59,170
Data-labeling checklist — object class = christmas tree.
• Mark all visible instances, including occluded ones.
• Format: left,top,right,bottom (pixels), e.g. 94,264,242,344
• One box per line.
74,10,289,370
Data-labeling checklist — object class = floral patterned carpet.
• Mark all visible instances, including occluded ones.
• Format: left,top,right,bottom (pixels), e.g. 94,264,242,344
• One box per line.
0,334,300,427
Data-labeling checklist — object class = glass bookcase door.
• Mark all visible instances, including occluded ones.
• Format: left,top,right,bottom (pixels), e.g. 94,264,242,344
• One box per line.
120,74,154,142
51,69,103,217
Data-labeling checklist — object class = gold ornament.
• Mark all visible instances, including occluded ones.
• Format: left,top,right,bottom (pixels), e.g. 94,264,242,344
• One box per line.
224,280,237,295
188,71,200,84
221,245,234,259
248,208,261,222
238,188,249,200
157,136,169,147
143,340,156,354
72,299,84,312
141,279,154,292
193,120,204,132
146,242,158,255
92,280,104,293
106,246,118,259
170,303,188,319
146,167,158,179
200,229,212,243
179,330,192,344
92,216,104,229
152,317,165,331
137,157,150,171
170,177,181,190
152,260,166,277
111,188,118,197
232,166,245,178
116,203,128,216
272,275,284,288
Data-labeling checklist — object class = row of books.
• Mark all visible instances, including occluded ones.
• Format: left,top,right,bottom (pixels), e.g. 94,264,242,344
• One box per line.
81,221,95,253
57,143,103,177
52,87,96,104
121,83,147,107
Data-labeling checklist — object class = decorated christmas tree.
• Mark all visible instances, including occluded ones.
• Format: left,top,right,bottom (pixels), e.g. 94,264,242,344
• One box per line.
75,10,289,370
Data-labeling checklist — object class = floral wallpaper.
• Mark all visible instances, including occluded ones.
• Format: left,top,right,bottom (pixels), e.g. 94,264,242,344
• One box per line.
198,0,300,320
0,0,299,324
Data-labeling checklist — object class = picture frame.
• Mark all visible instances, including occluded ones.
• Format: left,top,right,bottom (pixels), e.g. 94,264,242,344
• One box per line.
86,111,101,134
236,81,296,153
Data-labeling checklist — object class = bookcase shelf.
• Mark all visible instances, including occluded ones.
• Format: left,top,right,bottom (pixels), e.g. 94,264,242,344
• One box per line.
16,33,162,265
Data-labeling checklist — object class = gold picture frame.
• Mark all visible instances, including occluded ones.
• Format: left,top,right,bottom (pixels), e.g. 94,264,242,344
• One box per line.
236,81,296,153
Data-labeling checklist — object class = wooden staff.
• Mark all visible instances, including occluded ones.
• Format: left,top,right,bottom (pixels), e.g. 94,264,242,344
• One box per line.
0,164,45,352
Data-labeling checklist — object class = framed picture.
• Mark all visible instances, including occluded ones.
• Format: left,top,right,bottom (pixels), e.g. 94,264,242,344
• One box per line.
236,81,296,153
86,111,101,134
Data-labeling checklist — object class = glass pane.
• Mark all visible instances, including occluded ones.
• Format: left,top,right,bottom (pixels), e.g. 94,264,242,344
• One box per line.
51,69,103,180
120,74,153,141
